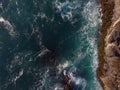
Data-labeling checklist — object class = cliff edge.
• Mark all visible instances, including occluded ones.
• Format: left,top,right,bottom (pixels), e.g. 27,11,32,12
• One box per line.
97,0,120,90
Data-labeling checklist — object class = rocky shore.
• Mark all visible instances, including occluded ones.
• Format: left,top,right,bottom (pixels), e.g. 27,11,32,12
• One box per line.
97,0,120,90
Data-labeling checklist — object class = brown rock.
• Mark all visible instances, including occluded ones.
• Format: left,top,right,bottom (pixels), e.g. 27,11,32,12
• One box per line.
97,0,120,90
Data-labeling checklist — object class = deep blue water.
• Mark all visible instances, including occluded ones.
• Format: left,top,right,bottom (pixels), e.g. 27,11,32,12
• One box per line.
0,0,102,90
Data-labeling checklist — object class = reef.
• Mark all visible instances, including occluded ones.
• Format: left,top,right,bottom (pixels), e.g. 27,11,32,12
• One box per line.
97,0,120,90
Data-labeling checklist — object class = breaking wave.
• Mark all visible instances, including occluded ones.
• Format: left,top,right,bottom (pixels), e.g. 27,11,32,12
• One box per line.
0,0,102,90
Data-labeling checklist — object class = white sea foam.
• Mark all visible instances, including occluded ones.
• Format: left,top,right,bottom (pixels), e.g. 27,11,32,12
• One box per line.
0,17,16,37
57,61,69,69
88,38,102,90
83,0,98,70
57,60,87,89
54,87,63,90
54,1,72,21
82,0,101,28
50,84,63,90
11,69,24,84
15,1,20,15
63,69,87,90
82,1,102,90
55,0,102,89
54,0,81,22
57,61,71,74
37,48,50,57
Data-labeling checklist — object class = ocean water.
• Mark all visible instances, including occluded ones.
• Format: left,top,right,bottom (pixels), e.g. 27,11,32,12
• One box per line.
0,0,102,90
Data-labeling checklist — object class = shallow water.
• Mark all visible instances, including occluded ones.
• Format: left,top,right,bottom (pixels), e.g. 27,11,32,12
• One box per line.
0,0,102,90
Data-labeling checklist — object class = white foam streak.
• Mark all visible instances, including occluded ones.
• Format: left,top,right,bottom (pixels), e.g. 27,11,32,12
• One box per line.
68,71,87,90
54,0,81,22
0,17,4,22
38,48,50,57
11,69,24,84
58,61,69,69
57,61,70,74
82,1,102,90
83,1,100,28
88,39,102,89
0,17,15,37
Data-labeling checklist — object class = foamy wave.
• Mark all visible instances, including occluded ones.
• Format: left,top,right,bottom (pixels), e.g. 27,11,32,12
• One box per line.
70,72,86,86
37,48,50,57
57,60,72,75
82,0,100,72
88,38,102,90
57,61,69,69
82,0,101,27
54,0,81,22
82,1,102,89
63,70,87,90
11,69,24,84
0,17,16,37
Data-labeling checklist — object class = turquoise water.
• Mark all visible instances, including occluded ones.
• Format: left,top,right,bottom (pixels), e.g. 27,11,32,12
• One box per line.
0,0,102,90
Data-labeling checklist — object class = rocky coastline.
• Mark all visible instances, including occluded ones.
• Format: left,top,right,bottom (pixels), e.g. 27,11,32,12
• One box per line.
97,0,120,90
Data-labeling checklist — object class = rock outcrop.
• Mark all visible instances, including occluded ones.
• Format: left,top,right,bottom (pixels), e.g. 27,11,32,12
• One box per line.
97,0,120,90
